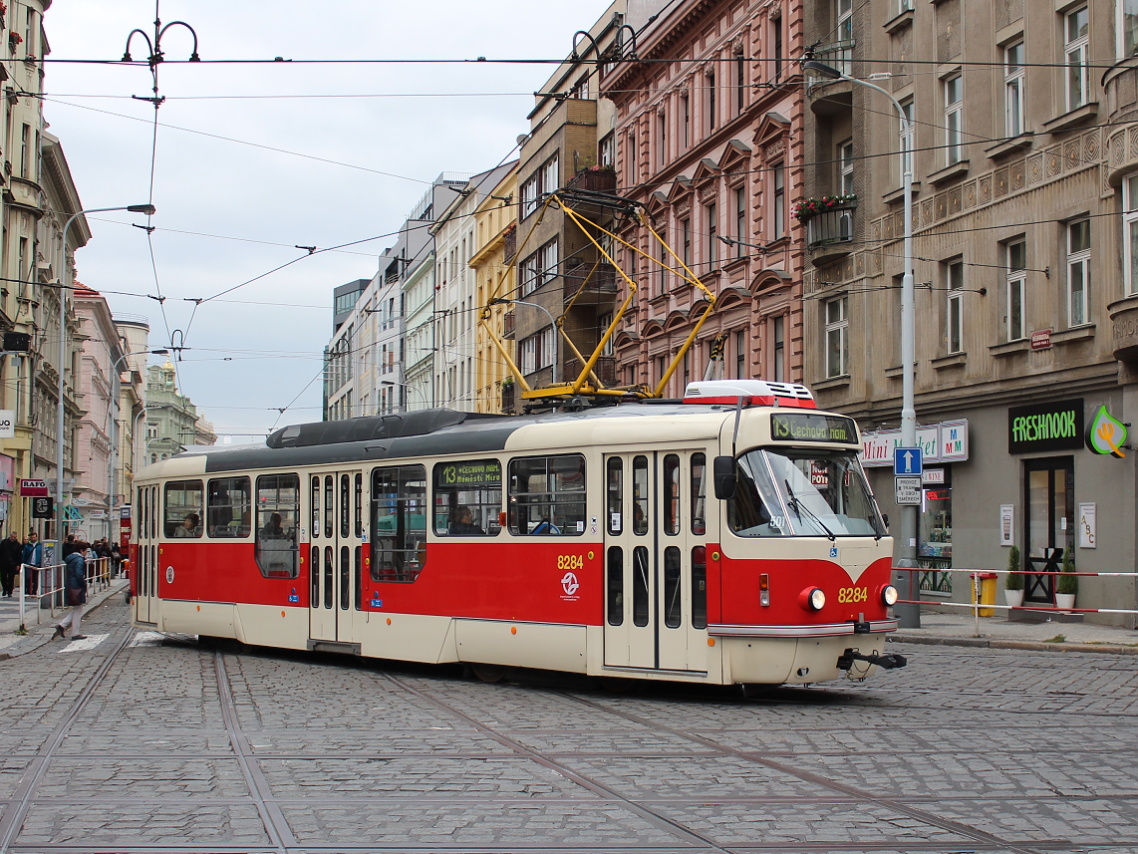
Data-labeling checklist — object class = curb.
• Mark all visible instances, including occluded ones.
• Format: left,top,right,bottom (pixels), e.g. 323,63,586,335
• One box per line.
891,633,1138,655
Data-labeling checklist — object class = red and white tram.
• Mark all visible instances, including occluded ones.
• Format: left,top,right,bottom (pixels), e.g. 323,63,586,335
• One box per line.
130,380,906,687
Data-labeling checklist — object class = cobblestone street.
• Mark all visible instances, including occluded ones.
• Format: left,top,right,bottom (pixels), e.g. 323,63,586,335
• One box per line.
1,593,1135,853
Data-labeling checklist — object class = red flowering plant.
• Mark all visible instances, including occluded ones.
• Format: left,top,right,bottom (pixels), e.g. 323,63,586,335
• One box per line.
792,193,857,222
8,31,22,48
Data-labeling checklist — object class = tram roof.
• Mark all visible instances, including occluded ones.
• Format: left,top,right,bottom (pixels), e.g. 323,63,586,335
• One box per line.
143,402,744,477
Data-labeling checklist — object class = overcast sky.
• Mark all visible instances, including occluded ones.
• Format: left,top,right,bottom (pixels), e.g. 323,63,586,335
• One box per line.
43,0,616,442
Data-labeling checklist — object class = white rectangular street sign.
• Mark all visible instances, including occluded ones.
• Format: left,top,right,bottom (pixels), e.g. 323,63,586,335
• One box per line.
895,476,922,505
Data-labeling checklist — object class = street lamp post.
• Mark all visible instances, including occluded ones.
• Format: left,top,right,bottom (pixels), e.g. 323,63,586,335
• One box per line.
803,61,919,627
56,204,156,538
490,297,559,385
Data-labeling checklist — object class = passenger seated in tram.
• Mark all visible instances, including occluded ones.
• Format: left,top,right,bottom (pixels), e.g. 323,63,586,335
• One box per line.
261,512,285,539
448,505,484,536
174,513,200,537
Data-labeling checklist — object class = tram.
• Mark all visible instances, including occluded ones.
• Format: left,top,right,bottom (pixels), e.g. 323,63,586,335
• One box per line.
129,379,906,687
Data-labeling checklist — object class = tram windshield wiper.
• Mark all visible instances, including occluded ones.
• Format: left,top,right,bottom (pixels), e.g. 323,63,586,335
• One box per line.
785,478,836,541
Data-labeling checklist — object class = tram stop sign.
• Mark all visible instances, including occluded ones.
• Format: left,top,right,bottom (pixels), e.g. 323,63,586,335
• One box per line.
894,476,922,506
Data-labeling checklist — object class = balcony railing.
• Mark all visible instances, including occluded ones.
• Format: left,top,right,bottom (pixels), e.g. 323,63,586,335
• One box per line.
501,384,516,414
564,355,617,387
803,201,857,255
806,41,853,82
564,261,617,301
504,225,517,262
502,310,516,339
567,168,618,194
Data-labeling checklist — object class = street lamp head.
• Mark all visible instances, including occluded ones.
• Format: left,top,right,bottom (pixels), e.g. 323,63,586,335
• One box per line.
127,204,157,216
802,60,844,80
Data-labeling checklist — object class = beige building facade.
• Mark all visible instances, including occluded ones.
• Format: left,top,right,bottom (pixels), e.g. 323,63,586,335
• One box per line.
803,0,1138,624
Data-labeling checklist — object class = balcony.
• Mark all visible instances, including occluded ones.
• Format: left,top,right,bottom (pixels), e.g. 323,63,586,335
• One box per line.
567,167,618,195
564,261,617,304
799,197,857,265
564,355,618,387
501,383,516,414
503,310,516,339
805,41,854,115
504,225,517,262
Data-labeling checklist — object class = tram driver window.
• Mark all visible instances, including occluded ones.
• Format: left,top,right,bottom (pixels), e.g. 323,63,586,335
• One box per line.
164,480,203,538
433,459,501,536
507,454,586,536
255,474,300,578
371,465,427,582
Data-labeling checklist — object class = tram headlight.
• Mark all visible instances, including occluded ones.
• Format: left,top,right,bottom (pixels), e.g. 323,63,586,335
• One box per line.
880,584,899,606
799,587,825,611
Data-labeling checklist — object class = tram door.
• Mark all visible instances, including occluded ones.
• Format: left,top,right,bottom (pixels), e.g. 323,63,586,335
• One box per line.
133,484,161,625
308,471,365,644
602,452,708,674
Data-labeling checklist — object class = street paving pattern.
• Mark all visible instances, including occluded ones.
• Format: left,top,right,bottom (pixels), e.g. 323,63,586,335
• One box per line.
1,597,1137,853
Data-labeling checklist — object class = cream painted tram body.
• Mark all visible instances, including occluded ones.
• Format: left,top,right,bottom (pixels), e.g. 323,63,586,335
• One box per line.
130,380,904,687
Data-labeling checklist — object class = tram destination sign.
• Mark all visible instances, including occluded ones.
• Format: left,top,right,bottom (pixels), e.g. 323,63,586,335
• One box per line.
771,412,857,444
437,460,501,487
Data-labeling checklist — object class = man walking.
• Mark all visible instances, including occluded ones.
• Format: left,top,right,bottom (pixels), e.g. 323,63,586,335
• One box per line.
0,530,23,597
53,545,88,640
21,532,42,596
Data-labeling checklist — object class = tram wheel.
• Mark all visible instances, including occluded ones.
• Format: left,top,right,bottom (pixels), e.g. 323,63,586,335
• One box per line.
470,663,507,683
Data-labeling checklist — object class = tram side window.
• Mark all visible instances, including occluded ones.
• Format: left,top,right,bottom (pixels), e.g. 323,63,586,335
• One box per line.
164,480,203,538
255,474,300,578
433,459,502,537
507,454,586,536
207,477,250,538
691,453,706,535
372,465,427,583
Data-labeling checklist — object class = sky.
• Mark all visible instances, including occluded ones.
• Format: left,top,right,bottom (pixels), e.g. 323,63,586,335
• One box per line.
42,0,617,442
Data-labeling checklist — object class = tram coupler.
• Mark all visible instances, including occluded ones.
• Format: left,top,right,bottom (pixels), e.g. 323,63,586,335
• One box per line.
837,649,908,671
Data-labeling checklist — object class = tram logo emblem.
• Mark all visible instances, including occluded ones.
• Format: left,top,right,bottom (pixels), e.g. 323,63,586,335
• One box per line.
560,572,580,598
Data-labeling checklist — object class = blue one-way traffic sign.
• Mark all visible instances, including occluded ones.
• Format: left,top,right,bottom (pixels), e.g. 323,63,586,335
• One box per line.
894,447,923,476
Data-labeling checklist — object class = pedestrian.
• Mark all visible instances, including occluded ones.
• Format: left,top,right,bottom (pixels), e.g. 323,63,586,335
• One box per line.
61,533,79,558
53,544,88,640
0,530,23,597
110,542,122,577
21,531,42,596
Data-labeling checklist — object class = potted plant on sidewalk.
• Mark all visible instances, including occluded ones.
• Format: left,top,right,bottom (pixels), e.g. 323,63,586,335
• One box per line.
1055,549,1077,610
1004,544,1024,609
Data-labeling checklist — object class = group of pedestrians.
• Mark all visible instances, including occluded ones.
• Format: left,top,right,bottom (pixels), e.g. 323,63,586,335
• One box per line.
0,530,44,597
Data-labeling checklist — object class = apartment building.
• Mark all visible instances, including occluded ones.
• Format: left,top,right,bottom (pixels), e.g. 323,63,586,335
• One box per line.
603,0,805,395
802,0,1137,624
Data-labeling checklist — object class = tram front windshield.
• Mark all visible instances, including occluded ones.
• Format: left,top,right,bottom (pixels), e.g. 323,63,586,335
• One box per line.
728,448,885,538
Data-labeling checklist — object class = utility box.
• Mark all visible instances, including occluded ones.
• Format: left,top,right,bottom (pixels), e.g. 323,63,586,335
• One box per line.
970,571,998,617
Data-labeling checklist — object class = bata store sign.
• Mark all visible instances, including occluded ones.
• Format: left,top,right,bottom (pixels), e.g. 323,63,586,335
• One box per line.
861,420,969,467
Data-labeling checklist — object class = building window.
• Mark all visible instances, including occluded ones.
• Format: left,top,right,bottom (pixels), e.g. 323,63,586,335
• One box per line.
706,203,717,267
1119,0,1138,59
707,69,717,132
1006,240,1027,341
520,326,556,375
1004,41,1025,137
836,0,853,73
1125,176,1138,295
734,328,747,378
839,140,854,195
899,100,914,183
521,153,558,219
520,238,559,296
825,296,848,378
681,93,690,148
681,218,691,266
734,186,747,259
1065,6,1089,111
736,48,746,114
946,260,964,354
944,74,963,165
1067,219,1091,326
773,316,785,382
657,110,667,170
599,132,615,168
772,164,786,237
771,15,784,81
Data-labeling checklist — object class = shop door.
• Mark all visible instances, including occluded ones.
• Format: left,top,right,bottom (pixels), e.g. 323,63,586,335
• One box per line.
1023,457,1074,604
309,471,364,644
602,452,708,674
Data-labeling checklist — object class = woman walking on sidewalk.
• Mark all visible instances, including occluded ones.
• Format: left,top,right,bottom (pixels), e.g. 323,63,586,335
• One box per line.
53,545,88,640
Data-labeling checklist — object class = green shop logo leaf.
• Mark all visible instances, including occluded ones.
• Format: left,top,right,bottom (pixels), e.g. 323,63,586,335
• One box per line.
1086,405,1128,458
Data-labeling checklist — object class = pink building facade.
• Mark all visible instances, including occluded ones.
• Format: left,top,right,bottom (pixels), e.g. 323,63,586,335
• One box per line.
602,0,805,392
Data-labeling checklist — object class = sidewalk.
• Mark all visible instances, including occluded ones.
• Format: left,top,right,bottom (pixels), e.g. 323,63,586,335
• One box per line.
890,607,1138,654
0,578,129,660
